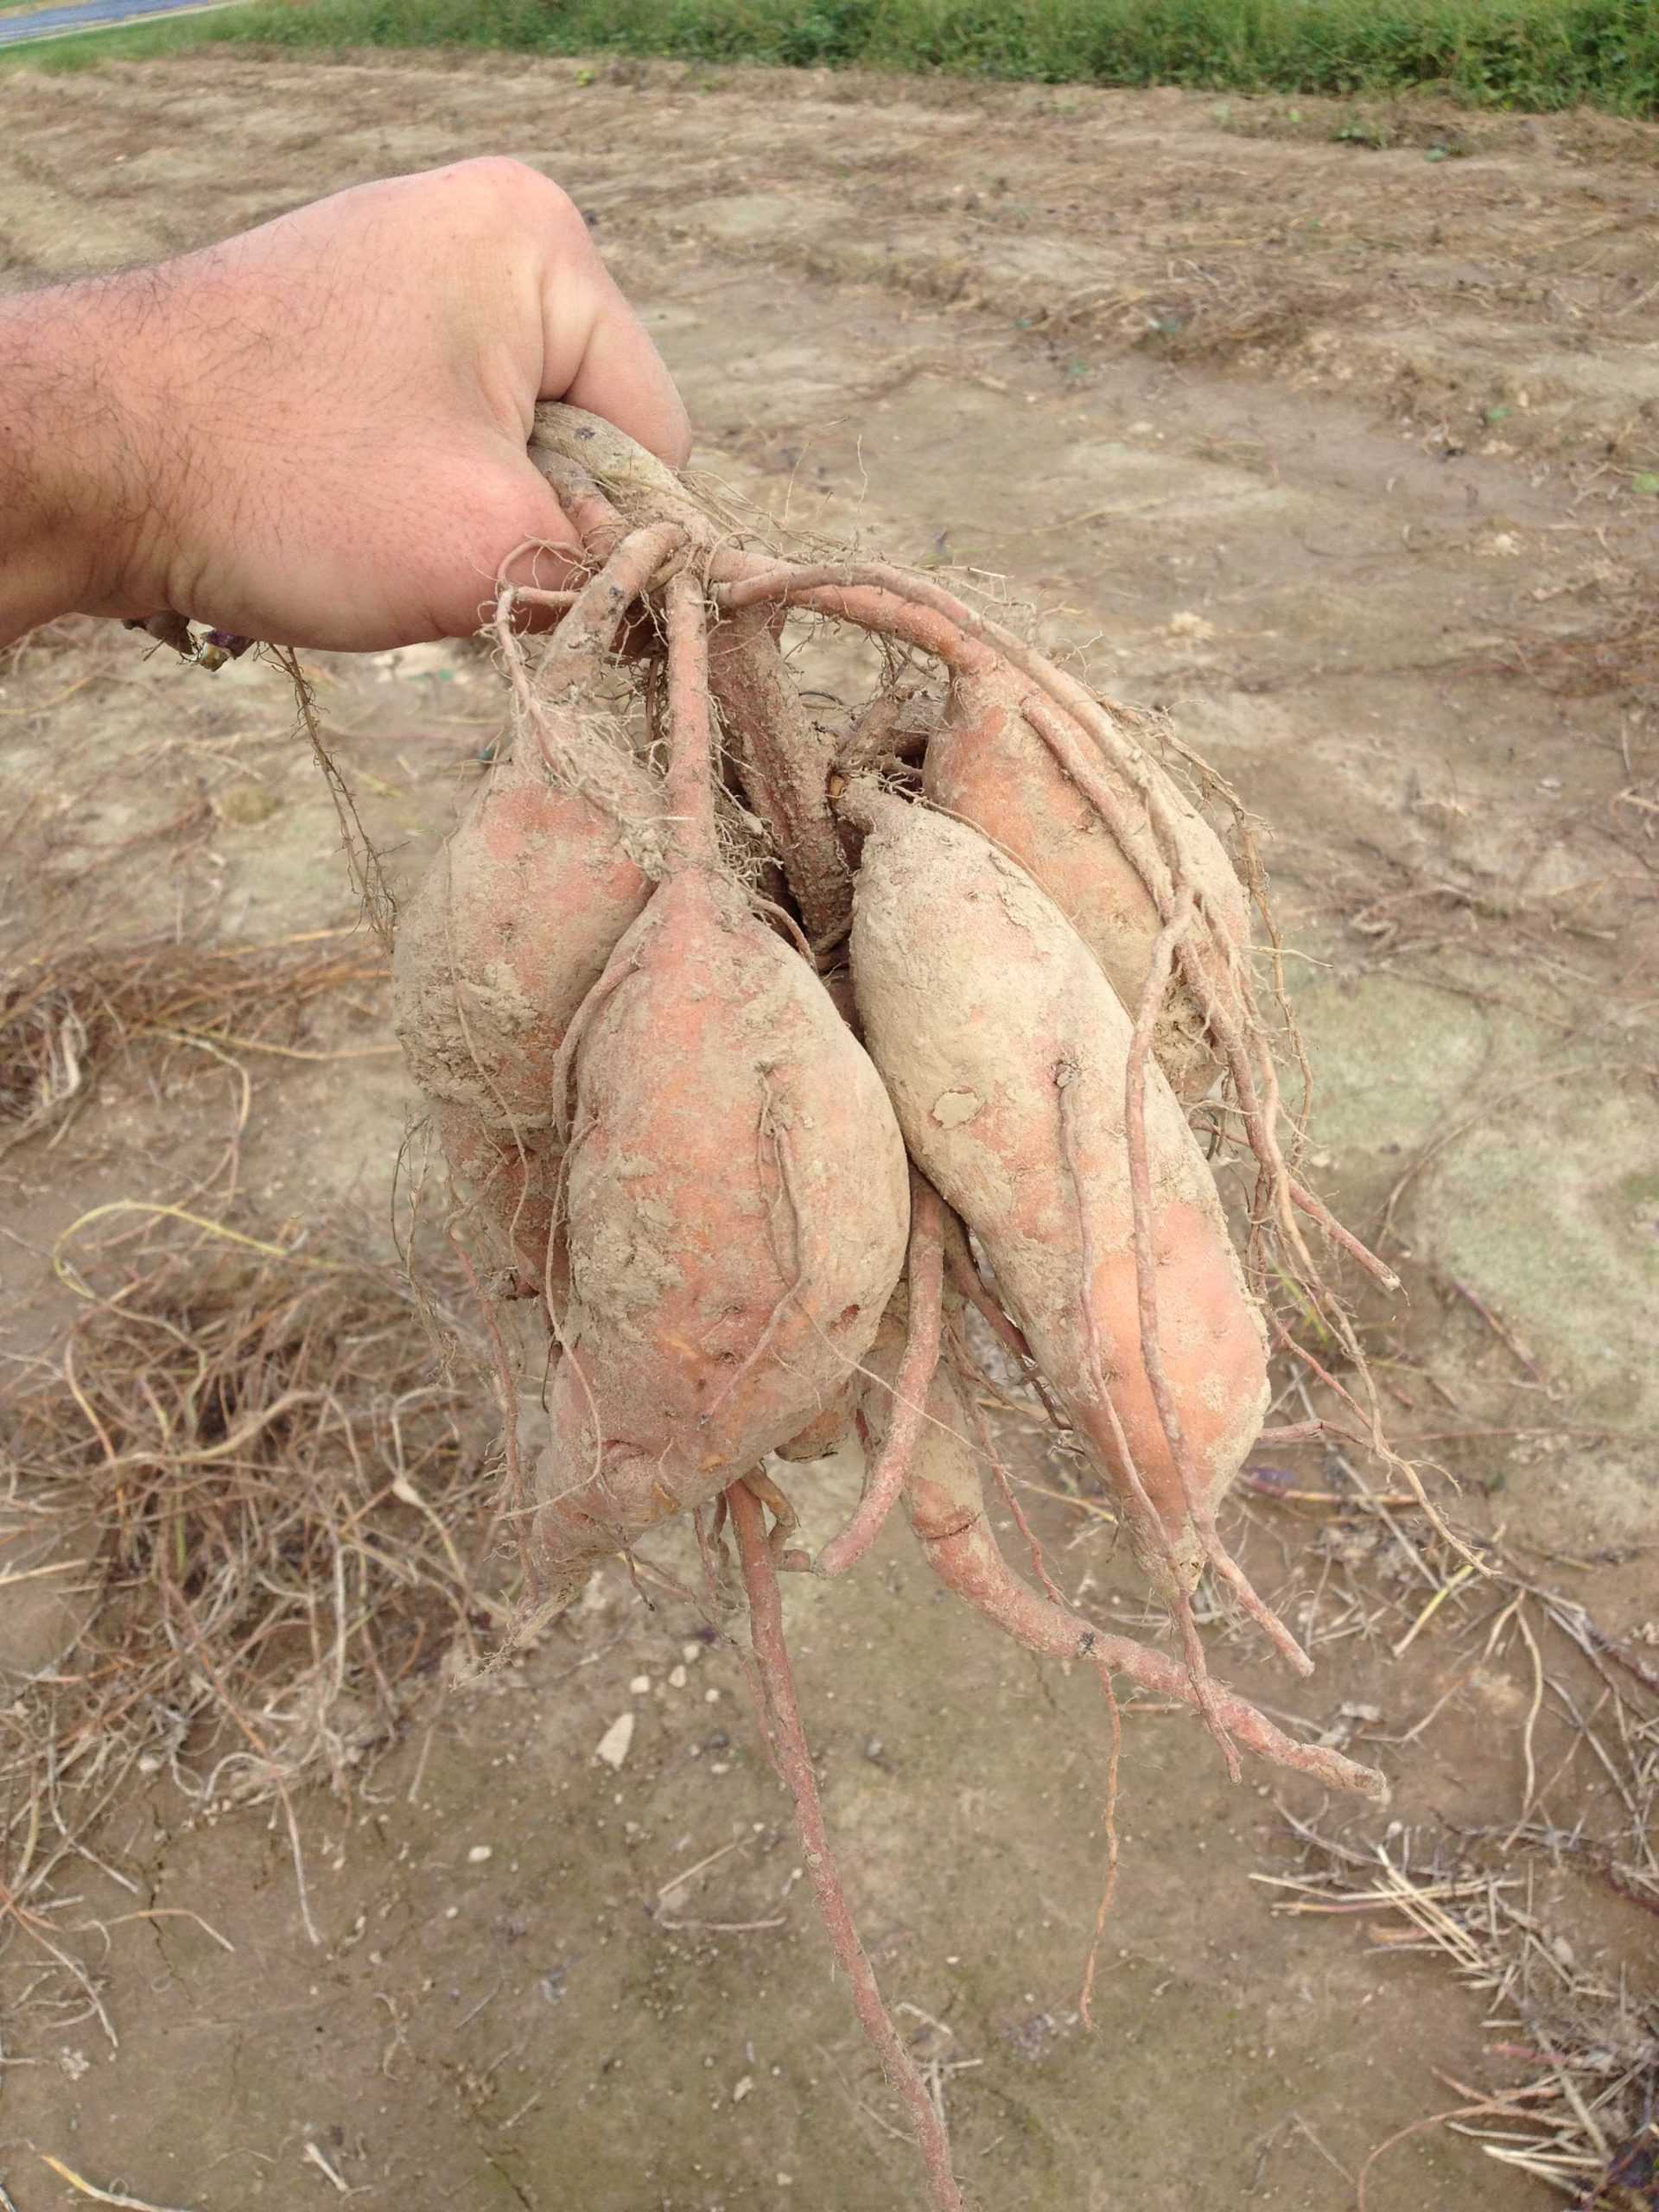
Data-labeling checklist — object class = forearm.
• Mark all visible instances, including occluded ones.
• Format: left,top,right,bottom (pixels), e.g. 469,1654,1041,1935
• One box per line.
0,277,159,644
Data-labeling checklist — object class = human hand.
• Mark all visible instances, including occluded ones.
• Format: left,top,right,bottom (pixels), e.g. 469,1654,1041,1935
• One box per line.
0,158,689,651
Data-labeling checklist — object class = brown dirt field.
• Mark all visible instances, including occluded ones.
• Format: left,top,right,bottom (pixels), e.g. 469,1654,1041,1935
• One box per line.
2,53,1656,2212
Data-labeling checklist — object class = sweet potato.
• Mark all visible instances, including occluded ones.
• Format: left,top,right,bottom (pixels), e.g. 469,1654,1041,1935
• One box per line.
394,744,661,1129
528,575,910,1591
845,783,1267,1596
391,732,662,1282
922,660,1249,1100
392,515,684,1292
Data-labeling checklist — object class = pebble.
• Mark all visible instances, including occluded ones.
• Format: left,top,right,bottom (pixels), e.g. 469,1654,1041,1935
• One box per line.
467,1845,493,1865
628,1675,652,1696
595,1713,636,1770
732,2075,753,2104
668,1664,689,1689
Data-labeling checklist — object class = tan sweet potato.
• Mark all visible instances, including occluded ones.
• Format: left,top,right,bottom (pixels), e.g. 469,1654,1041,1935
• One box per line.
391,736,660,1281
922,660,1248,1100
846,784,1267,1595
528,575,910,1591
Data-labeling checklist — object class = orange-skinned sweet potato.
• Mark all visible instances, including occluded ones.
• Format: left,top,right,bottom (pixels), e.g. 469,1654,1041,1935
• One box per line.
392,737,659,1279
531,862,909,1580
528,575,910,1592
922,661,1248,1100
847,785,1267,1594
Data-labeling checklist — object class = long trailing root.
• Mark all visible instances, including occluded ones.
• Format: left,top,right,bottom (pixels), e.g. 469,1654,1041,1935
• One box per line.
861,1314,1378,2024
816,1177,944,1578
921,1501,1387,1806
899,1394,1386,1802
728,1476,967,2212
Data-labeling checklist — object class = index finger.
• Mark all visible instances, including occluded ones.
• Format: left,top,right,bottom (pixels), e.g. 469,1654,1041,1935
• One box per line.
540,230,691,468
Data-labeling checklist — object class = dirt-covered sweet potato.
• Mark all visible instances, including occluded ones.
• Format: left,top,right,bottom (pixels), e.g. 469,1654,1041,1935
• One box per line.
922,660,1248,1099
392,734,660,1279
528,575,910,1592
846,783,1268,1595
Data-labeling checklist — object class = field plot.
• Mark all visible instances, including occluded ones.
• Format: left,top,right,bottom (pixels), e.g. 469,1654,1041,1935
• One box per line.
2,54,1656,2212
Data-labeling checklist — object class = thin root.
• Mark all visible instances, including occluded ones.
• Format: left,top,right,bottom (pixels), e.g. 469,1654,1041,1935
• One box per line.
728,1477,966,2212
817,1179,945,1578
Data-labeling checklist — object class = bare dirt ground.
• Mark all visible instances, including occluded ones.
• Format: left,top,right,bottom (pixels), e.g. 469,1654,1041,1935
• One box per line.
2,52,1656,2212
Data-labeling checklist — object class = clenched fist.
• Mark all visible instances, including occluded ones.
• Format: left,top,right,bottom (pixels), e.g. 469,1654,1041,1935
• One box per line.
0,157,690,650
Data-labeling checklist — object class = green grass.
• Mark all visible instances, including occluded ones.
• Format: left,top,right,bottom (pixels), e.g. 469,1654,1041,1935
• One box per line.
7,0,1659,117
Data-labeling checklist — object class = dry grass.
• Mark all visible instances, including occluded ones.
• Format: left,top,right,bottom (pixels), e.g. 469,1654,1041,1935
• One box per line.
1242,1463,1659,2208
0,931,390,1156
0,1215,504,2038
1264,1805,1658,2205
1491,602,1659,702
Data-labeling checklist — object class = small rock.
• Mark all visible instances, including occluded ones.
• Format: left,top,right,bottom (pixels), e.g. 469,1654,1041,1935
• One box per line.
733,2075,754,2103
628,1675,652,1695
595,1713,636,1770
467,1844,493,1865
668,1664,689,1689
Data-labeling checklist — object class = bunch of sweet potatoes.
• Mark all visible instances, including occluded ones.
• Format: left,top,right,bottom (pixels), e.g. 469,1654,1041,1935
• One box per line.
389,407,1391,2210
391,404,1393,1732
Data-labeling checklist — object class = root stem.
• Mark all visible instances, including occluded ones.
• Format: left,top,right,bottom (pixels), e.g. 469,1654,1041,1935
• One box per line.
817,1180,944,1578
728,1478,966,2212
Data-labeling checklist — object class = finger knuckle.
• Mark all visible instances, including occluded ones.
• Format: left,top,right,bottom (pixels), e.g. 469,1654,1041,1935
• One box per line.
454,156,582,238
